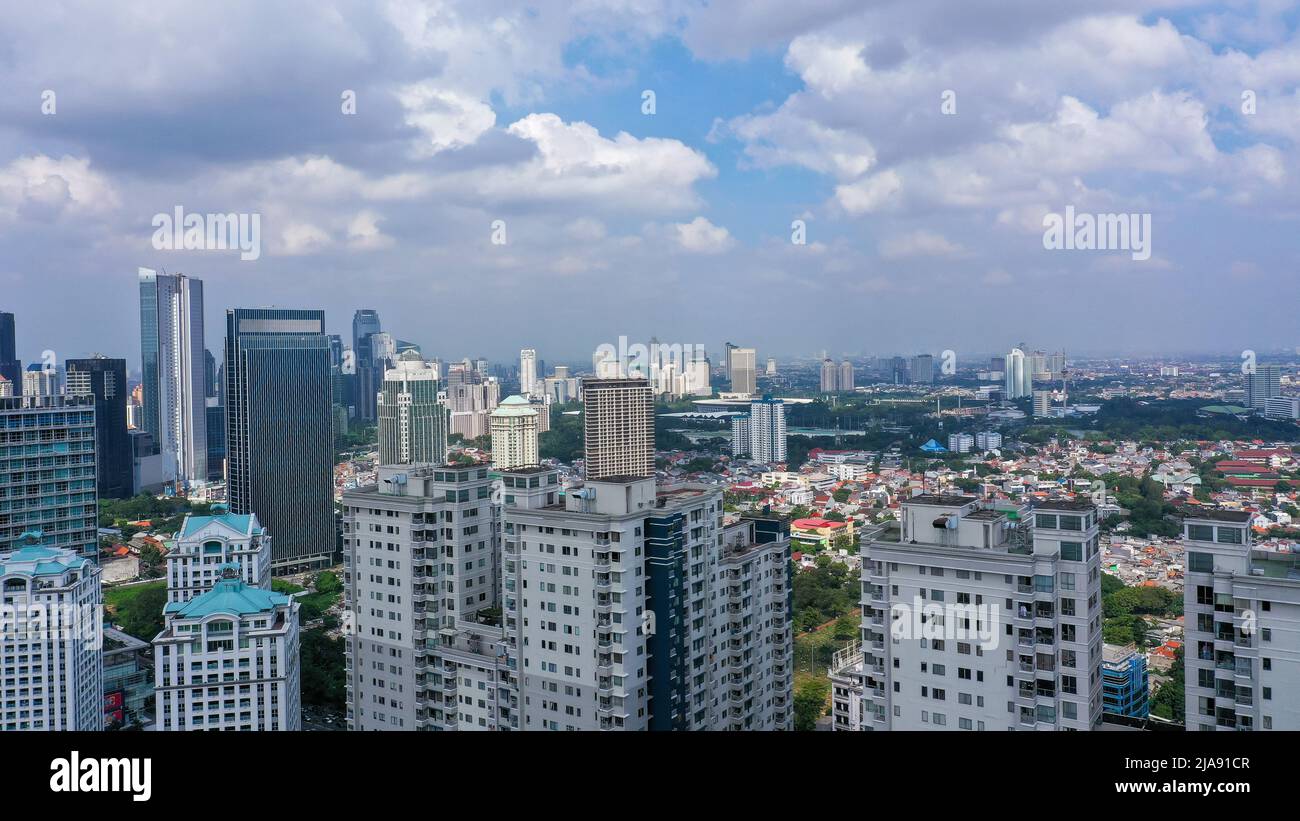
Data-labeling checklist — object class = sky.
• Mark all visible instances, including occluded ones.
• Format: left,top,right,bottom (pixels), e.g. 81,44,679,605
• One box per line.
1,0,1299,369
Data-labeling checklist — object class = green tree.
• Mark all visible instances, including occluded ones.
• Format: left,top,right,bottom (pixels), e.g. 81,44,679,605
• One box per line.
794,678,830,731
115,585,168,641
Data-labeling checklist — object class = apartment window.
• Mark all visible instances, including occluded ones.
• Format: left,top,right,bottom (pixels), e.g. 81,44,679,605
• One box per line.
1187,551,1214,573
1187,524,1214,542
1059,515,1082,531
1216,527,1243,545
1036,514,1058,529
1060,542,1083,562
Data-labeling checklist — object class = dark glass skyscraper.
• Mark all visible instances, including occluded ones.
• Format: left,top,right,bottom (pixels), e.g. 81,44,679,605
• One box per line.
65,356,133,499
351,309,381,423
225,308,334,572
0,311,19,388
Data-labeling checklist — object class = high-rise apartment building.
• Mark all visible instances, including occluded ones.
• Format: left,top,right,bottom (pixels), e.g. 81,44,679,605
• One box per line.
581,378,654,480
0,395,98,559
153,566,301,731
1033,389,1053,417
502,475,792,730
445,364,501,440
490,395,540,470
225,308,335,572
1182,509,1299,731
1246,365,1281,412
22,365,59,398
0,544,103,730
839,496,1103,731
747,396,787,464
341,463,502,730
820,358,836,393
165,507,272,603
839,360,854,391
377,351,447,466
138,268,207,485
66,356,133,499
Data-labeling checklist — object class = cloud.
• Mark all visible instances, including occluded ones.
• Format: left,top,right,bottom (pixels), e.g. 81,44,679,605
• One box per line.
673,217,734,253
0,155,120,220
397,83,497,156
880,230,967,259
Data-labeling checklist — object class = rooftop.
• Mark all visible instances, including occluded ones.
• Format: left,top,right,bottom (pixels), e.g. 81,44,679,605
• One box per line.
1183,508,1253,523
165,577,291,618
1033,499,1096,512
903,494,978,507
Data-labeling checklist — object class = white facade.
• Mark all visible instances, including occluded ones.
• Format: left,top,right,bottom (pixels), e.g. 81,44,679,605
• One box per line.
342,464,503,730
975,431,1003,451
747,398,787,464
153,568,301,731
947,433,973,454
166,509,272,604
581,378,654,480
21,368,58,397
519,348,538,398
1004,348,1027,399
379,351,447,465
848,496,1103,731
502,476,792,730
489,395,540,470
0,546,102,731
1182,510,1300,731
140,268,207,485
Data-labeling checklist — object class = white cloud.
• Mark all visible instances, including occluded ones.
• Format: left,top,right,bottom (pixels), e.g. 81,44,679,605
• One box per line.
835,170,901,215
0,154,119,219
397,83,497,156
880,230,967,259
673,217,734,253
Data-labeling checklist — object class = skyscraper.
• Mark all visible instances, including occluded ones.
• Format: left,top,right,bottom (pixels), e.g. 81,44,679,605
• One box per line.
1004,348,1027,399
66,356,133,499
747,396,787,464
490,395,540,470
911,354,934,384
728,346,757,395
837,496,1103,731
581,377,654,480
225,308,335,572
519,348,538,397
0,311,19,387
820,358,837,392
21,364,58,397
0,395,98,559
1246,365,1281,411
138,268,207,485
351,309,382,422
377,350,447,466
839,360,855,391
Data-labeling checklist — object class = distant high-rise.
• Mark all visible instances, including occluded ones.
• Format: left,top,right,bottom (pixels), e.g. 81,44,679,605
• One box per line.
1004,348,1027,399
203,348,218,398
1246,365,1281,411
225,308,335,572
766,357,777,376
839,360,854,391
490,395,540,470
728,346,756,395
377,351,447,466
21,364,58,397
66,356,133,499
0,395,98,559
820,358,837,392
1033,389,1053,417
138,268,207,485
0,311,19,387
351,309,382,422
582,378,654,480
911,354,934,384
519,348,538,397
748,396,787,464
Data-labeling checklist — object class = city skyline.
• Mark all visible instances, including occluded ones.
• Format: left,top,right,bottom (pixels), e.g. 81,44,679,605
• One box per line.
3,3,1300,364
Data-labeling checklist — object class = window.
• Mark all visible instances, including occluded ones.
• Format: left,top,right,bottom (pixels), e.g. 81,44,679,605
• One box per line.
1216,527,1243,545
1187,524,1214,542
1060,542,1083,562
1036,514,1058,529
1059,515,1082,531
1188,552,1214,573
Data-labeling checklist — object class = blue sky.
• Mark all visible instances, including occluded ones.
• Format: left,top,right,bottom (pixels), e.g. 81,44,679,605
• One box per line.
0,0,1298,371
